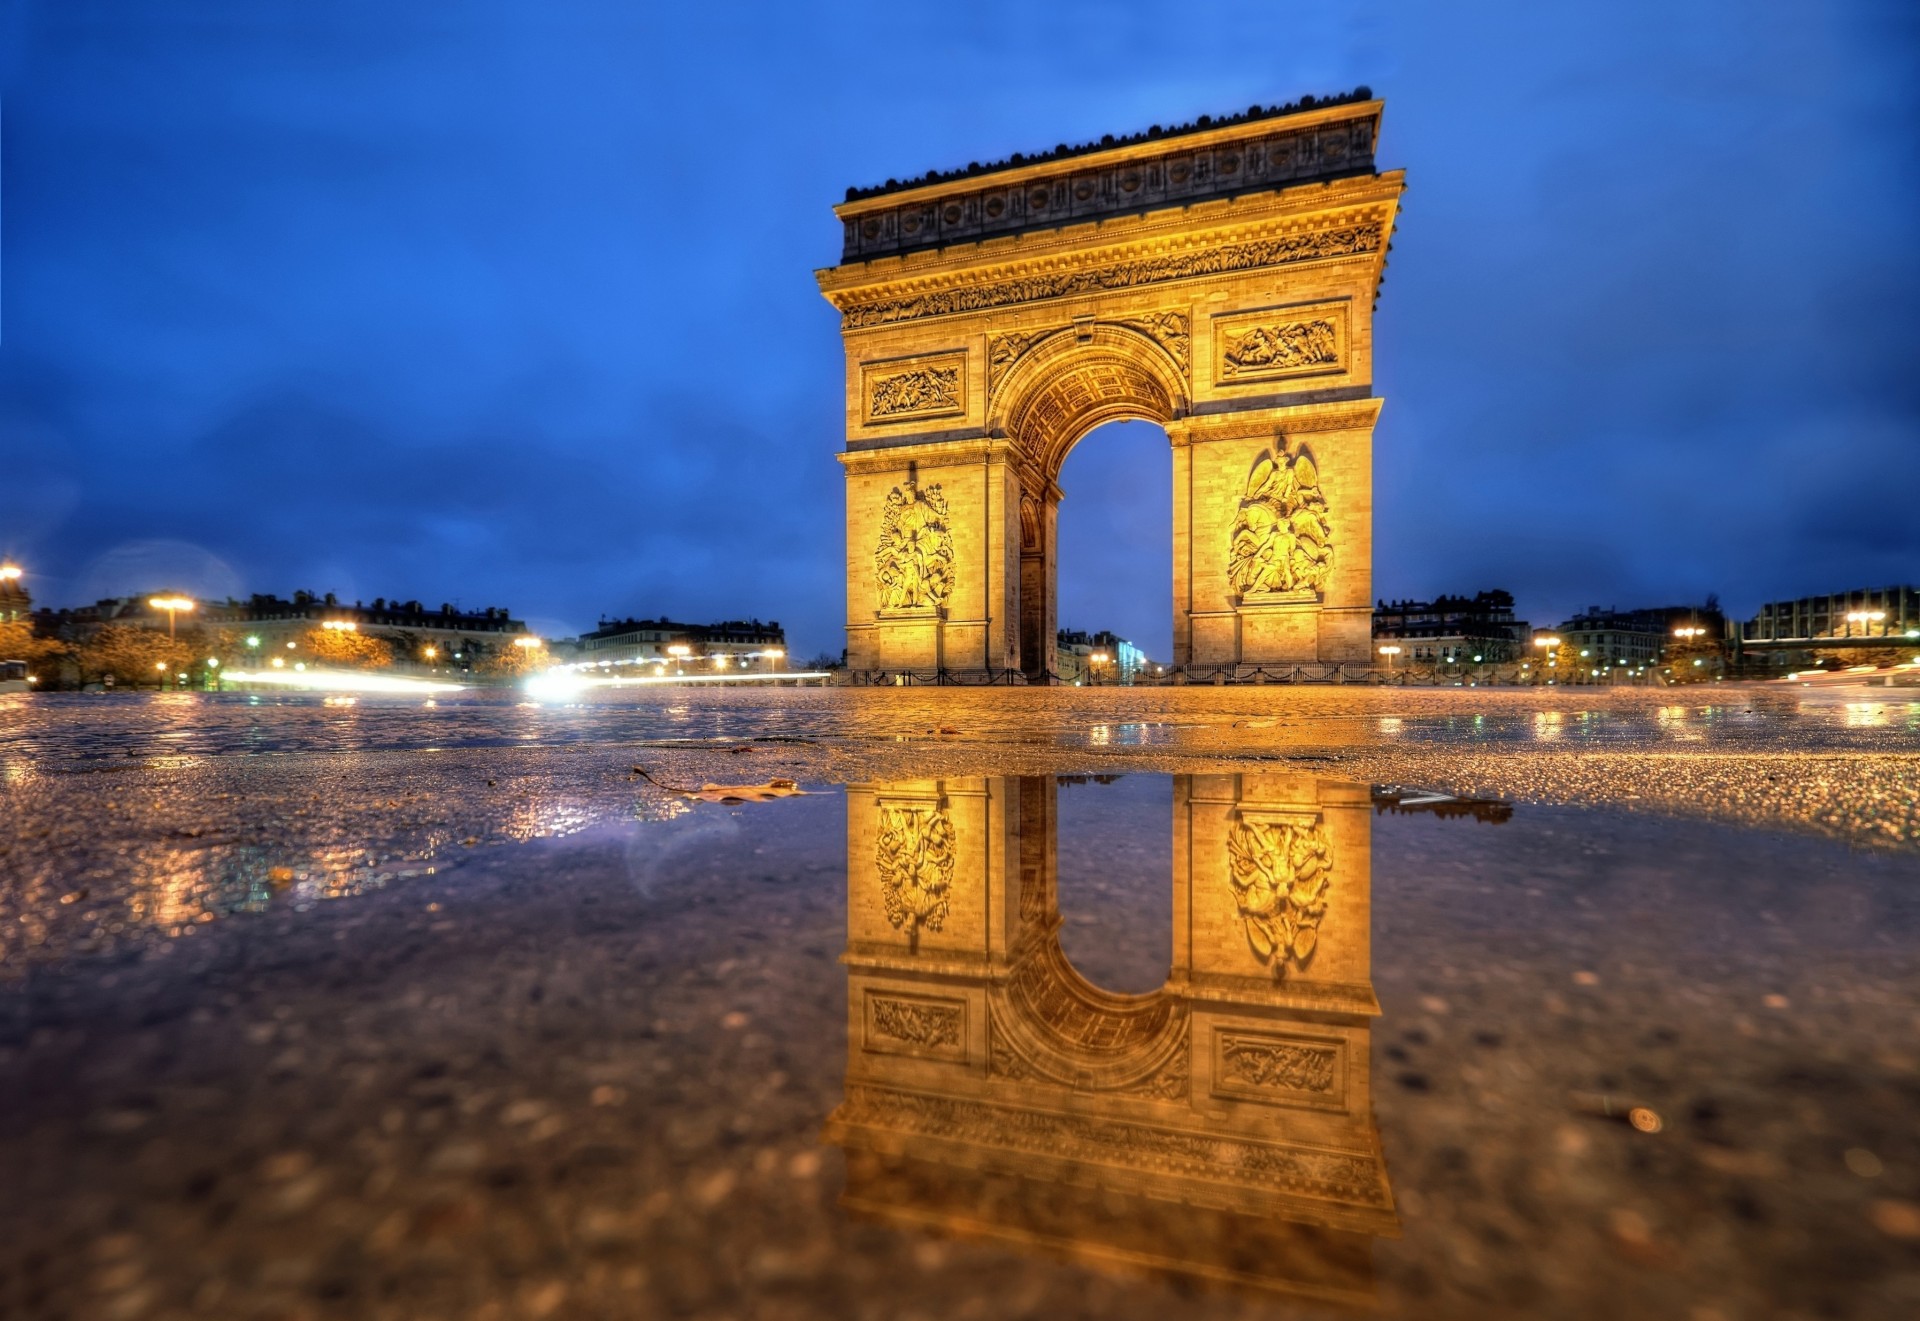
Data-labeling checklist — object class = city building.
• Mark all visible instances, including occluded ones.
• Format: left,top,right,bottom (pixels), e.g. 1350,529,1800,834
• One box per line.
32,591,531,670
1554,603,1725,672
1371,590,1529,664
0,564,30,624
1054,629,1147,684
570,617,785,670
1741,586,1918,644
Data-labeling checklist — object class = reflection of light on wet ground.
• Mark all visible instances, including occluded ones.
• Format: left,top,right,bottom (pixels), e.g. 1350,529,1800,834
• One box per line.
1532,711,1563,740
1844,702,1890,728
1379,717,1404,735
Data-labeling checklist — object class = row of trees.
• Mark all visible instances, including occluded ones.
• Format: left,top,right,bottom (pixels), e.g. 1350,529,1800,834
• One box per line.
0,621,547,688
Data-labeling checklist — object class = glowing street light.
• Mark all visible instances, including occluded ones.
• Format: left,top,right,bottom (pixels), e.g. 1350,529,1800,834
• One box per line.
1845,609,1887,637
1377,644,1402,671
1673,625,1707,640
513,636,542,649
245,635,260,649
321,620,358,632
148,595,195,639
423,646,438,661
0,564,21,581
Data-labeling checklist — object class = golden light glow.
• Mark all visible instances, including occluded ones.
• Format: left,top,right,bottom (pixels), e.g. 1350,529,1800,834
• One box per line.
222,669,465,694
147,595,195,612
513,636,543,649
423,646,438,660
1376,645,1402,656
155,662,168,672
1533,636,1561,649
321,620,358,632
666,644,692,657
0,564,21,581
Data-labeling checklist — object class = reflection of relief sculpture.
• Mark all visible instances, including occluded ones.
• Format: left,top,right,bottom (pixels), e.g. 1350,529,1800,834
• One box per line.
876,803,955,935
1227,447,1332,598
1220,1034,1339,1094
869,365,962,419
1221,319,1338,377
874,484,955,610
1227,815,1332,971
871,996,962,1050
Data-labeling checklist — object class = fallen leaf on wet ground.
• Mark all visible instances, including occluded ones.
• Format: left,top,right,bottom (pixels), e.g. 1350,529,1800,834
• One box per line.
632,766,806,802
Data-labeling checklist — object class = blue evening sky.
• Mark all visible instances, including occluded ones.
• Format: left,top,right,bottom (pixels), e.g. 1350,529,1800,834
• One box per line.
2,2,1915,658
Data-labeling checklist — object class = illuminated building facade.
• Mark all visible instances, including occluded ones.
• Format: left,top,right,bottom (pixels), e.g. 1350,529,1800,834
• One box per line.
820,92,1404,681
571,617,785,666
1557,603,1725,669
1371,590,1528,664
1742,586,1918,643
827,775,1394,1301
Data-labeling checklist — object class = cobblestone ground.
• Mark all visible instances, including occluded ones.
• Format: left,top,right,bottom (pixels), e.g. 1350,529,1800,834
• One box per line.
1,686,1917,1319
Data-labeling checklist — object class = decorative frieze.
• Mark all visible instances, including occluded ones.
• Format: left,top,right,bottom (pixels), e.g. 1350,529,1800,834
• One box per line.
863,354,967,424
1213,1029,1348,1109
839,222,1383,330
1225,810,1333,972
1228,445,1333,600
864,991,966,1060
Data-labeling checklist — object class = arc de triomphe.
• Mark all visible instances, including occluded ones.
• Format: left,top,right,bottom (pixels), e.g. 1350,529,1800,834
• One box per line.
819,90,1403,681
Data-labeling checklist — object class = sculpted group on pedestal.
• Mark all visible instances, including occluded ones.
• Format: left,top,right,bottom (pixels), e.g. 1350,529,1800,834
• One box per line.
1228,446,1334,599
874,484,955,612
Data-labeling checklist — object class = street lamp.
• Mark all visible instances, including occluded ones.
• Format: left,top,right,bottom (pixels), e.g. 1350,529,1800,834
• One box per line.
1845,610,1886,638
148,595,195,640
321,620,358,632
667,643,691,676
0,564,20,581
1090,650,1110,684
1377,644,1402,671
513,636,541,648
765,647,785,672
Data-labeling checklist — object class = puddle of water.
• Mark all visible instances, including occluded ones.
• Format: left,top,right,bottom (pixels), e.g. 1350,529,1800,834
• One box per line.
3,773,1916,1318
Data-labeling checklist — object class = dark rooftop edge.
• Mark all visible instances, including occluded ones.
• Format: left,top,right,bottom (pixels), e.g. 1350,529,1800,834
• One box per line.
843,87,1375,203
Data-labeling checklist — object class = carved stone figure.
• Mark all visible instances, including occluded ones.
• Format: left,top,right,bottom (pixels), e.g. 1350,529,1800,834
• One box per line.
1225,814,1332,971
1227,446,1333,598
874,484,955,611
1221,318,1338,377
876,802,955,936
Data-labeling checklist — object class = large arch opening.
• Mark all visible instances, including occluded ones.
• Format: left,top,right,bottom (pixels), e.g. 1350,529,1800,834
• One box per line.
1055,420,1173,672
990,324,1188,681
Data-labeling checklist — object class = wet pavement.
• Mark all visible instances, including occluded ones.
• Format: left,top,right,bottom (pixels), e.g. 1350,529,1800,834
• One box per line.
2,687,1918,1319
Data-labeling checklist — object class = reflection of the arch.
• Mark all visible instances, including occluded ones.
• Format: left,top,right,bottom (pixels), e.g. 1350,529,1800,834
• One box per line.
826,775,1394,1304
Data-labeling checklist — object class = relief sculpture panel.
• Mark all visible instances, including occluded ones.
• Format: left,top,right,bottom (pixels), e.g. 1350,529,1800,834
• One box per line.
1227,446,1333,600
1213,303,1348,385
874,483,955,612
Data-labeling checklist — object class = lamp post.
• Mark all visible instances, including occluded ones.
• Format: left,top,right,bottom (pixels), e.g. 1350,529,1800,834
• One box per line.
148,595,195,640
765,647,785,673
1089,650,1110,685
1377,644,1402,671
667,643,691,676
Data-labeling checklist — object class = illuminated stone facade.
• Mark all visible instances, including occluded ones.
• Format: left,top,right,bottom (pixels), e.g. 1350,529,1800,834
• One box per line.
820,96,1404,679
826,775,1393,1301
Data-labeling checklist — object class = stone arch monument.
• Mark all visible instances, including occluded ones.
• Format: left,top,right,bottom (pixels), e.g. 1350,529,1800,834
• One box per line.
820,91,1405,679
